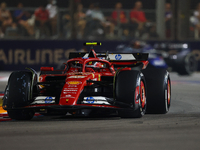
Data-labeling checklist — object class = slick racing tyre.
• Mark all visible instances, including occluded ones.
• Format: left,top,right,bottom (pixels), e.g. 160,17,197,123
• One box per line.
7,109,35,120
142,68,171,114
174,53,197,75
115,70,147,118
3,71,35,108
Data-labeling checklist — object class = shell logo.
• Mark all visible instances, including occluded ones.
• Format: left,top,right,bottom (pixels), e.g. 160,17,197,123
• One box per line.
39,76,45,88
67,81,82,85
39,76,43,82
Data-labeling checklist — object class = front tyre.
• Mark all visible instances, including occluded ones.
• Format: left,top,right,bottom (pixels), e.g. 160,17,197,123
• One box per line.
119,79,147,118
165,78,171,112
115,70,147,118
3,71,35,108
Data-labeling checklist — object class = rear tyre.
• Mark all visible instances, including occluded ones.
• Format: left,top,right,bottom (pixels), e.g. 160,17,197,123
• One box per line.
174,53,197,75
142,68,171,114
115,70,147,118
7,110,35,120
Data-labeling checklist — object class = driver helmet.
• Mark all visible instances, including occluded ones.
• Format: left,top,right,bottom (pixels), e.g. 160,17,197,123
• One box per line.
86,62,103,68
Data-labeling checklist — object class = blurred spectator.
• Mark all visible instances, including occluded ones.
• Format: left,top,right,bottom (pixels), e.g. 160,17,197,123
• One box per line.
85,3,114,38
46,0,58,36
121,29,131,40
13,2,34,36
62,10,71,38
192,3,200,24
111,2,129,35
90,4,105,23
165,3,172,38
0,2,14,36
75,3,86,38
130,1,147,37
34,4,50,37
86,3,94,17
149,24,159,38
111,3,128,25
190,3,200,38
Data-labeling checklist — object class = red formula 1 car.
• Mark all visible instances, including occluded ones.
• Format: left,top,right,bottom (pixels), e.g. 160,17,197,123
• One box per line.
2,42,171,120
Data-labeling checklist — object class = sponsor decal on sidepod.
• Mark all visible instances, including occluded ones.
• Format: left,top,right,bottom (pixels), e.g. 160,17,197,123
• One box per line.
67,81,82,85
68,76,86,78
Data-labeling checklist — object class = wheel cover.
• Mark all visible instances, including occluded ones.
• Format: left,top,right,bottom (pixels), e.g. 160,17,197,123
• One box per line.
188,56,197,72
135,86,140,104
185,55,197,74
140,81,146,108
167,79,171,105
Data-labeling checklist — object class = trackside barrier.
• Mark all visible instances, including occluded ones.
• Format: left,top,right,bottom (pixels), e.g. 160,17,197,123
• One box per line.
0,40,200,71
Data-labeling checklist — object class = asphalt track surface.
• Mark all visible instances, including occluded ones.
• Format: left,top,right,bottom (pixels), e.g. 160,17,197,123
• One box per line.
0,72,200,150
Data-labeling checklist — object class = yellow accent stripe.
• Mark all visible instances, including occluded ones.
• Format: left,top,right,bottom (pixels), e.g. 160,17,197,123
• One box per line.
85,42,101,46
98,74,101,81
0,107,7,114
0,98,3,106
0,98,7,114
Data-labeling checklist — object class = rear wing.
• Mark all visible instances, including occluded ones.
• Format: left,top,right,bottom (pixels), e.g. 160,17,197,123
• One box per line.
106,53,149,68
69,52,148,62
105,53,148,62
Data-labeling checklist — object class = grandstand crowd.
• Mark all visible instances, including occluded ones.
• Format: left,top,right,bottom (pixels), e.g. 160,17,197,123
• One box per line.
0,0,174,40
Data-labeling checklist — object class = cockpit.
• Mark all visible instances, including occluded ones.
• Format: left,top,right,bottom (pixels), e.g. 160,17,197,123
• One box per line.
66,60,111,73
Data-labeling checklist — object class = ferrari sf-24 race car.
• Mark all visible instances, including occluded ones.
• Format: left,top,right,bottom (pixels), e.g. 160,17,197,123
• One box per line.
2,42,171,120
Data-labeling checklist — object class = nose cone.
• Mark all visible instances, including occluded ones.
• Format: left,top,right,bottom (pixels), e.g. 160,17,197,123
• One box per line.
59,73,95,105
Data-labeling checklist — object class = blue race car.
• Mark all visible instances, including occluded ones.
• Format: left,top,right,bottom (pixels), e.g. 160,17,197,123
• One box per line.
116,40,197,75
